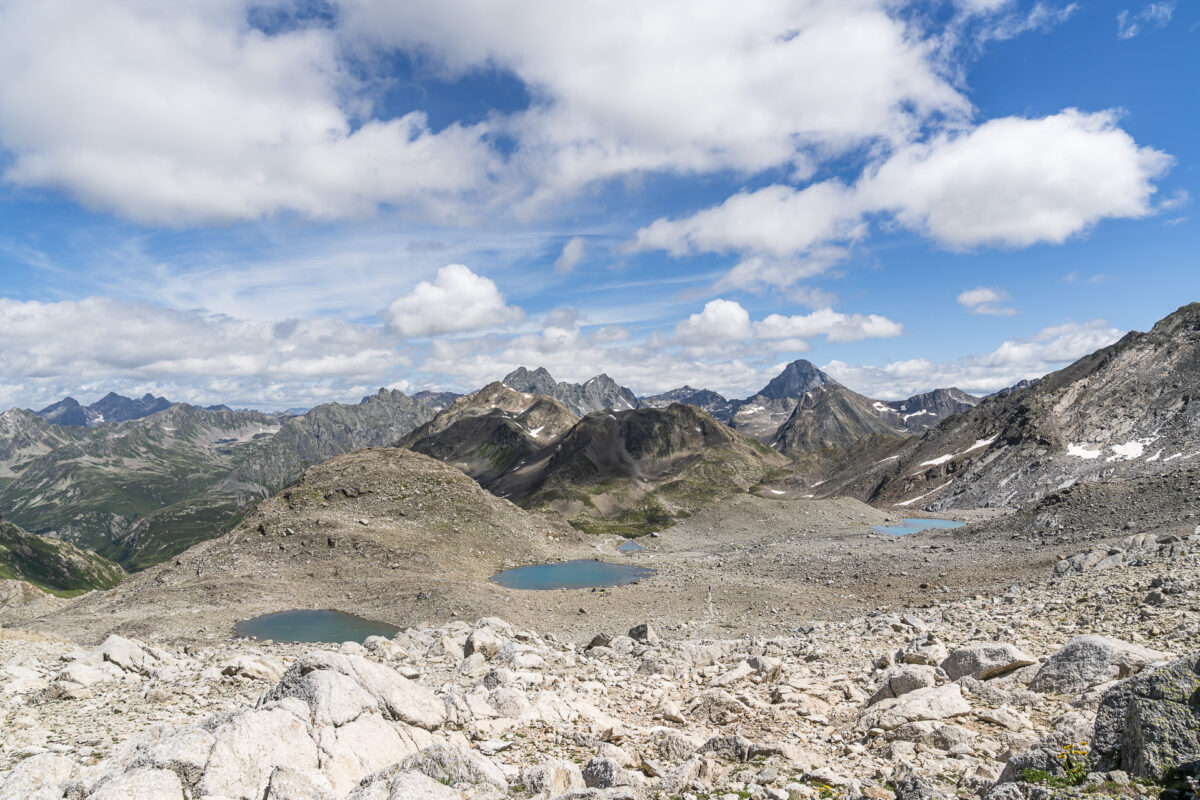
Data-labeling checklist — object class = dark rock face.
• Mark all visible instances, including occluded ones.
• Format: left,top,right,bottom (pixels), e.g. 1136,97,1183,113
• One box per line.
1093,653,1200,781
35,397,94,427
757,360,834,400
35,392,172,427
502,367,639,417
835,303,1200,511
885,388,981,432
640,386,736,422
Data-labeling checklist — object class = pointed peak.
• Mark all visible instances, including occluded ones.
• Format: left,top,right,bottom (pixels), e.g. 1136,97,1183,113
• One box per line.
757,359,836,400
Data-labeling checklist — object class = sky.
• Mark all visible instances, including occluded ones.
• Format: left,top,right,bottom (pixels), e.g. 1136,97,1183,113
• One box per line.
0,0,1196,410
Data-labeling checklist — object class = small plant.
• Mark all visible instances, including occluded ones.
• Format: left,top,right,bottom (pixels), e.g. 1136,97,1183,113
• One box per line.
818,783,839,799
1021,742,1091,788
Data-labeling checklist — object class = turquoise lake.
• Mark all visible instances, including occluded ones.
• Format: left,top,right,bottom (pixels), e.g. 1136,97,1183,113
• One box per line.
872,518,966,536
234,609,400,643
490,559,655,590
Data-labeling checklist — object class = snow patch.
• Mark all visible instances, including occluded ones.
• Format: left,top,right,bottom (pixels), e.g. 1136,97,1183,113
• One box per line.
1066,443,1102,460
920,454,954,467
903,410,933,421
1146,449,1163,463
872,402,890,413
895,481,953,508
963,436,997,454
1106,441,1145,462
1164,452,1183,462
770,489,786,495
528,426,545,438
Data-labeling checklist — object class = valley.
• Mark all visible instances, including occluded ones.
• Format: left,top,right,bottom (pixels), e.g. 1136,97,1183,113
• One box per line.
0,303,1197,800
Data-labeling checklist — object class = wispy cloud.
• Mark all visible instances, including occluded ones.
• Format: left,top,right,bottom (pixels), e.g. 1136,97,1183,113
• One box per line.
1118,3,1174,39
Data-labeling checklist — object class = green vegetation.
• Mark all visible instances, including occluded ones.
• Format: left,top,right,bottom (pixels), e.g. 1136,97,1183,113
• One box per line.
0,517,124,593
1021,743,1092,789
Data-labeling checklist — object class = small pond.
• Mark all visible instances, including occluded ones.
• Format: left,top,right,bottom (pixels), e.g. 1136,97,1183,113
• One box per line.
234,609,400,643
872,518,966,536
616,540,645,553
490,559,655,590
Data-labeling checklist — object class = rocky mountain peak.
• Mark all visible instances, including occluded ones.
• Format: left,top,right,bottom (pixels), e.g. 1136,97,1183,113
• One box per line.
502,366,558,396
1149,301,1200,336
757,359,836,400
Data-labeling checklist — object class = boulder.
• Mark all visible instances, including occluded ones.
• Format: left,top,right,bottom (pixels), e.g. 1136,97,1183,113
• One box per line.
264,651,446,730
628,623,659,643
221,654,285,683
863,684,972,731
197,706,321,799
399,744,507,789
582,757,635,789
868,665,939,705
521,759,585,795
940,644,1035,682
263,765,335,800
1092,652,1200,780
87,768,185,800
463,628,503,660
0,753,76,800
1030,636,1170,694
345,766,463,800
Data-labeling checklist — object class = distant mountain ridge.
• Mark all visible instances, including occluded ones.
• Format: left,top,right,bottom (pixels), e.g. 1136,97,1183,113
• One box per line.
502,366,639,416
0,389,438,569
35,392,172,427
829,302,1200,511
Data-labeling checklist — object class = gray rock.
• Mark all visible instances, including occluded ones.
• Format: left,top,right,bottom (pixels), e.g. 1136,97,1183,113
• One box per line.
87,768,184,800
346,766,463,800
0,753,77,800
263,651,446,730
399,744,507,789
582,757,633,789
940,643,1035,681
627,623,659,643
996,748,1067,785
264,765,336,800
520,759,585,795
1092,652,1200,780
868,665,938,705
1030,635,1170,694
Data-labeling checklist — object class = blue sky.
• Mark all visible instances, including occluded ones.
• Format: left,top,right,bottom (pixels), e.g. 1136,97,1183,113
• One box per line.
0,0,1195,409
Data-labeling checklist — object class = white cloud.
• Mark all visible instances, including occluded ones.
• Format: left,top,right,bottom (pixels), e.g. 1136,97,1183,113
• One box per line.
0,296,407,409
823,319,1123,398
632,110,1171,289
0,1,496,225
344,0,968,208
863,110,1171,248
382,264,524,338
674,299,753,345
957,287,1019,316
1118,3,1174,39
754,309,904,343
555,237,587,275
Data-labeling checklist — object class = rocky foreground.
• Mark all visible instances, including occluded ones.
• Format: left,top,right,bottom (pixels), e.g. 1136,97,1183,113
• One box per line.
0,530,1198,800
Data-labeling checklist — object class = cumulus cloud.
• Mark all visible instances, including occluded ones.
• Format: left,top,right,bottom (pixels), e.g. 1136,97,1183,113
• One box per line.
343,0,967,206
555,237,587,275
862,110,1171,248
672,299,902,350
1118,3,1174,39
632,110,1171,289
957,287,1019,316
823,319,1123,398
754,309,904,343
0,1,496,225
0,296,405,409
674,299,753,344
382,264,524,338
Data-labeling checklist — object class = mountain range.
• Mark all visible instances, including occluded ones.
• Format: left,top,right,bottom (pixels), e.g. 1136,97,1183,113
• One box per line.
3,302,1198,593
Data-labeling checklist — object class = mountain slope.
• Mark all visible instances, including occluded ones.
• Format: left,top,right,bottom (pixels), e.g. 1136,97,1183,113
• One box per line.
502,367,639,416
505,404,791,536
0,516,124,593
770,384,910,458
834,302,1200,510
0,390,437,569
727,359,836,441
403,383,578,487
639,386,737,421
35,392,172,427
885,388,980,432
